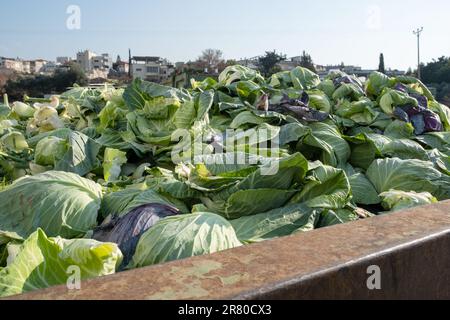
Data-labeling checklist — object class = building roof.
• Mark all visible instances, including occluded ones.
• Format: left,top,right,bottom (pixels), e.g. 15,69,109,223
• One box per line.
132,56,163,62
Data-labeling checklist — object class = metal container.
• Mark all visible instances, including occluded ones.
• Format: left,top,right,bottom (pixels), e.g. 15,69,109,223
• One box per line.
7,201,450,300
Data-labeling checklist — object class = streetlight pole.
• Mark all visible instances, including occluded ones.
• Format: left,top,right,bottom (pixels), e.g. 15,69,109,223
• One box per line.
413,27,424,80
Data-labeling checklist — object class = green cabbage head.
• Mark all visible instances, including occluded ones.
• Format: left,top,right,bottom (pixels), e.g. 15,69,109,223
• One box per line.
34,136,69,166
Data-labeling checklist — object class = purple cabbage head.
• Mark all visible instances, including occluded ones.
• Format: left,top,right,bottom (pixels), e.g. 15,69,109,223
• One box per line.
410,93,428,108
394,83,409,93
394,105,443,135
269,92,329,122
393,84,428,108
333,75,353,87
93,203,179,268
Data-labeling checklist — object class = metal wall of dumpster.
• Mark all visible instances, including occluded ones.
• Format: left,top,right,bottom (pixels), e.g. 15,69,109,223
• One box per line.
8,201,450,300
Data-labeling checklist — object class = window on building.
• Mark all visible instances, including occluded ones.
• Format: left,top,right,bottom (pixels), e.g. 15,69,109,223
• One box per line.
135,68,142,72
147,66,159,73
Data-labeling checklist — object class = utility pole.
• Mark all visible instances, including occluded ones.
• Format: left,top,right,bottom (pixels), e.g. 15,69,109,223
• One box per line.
413,27,424,80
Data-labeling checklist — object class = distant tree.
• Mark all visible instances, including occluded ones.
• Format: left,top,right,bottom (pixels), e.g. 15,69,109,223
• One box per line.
298,51,316,73
196,49,225,72
116,55,122,63
225,59,237,66
378,53,386,74
421,56,450,84
258,50,286,77
406,67,414,76
4,62,88,101
419,56,450,104
65,62,88,86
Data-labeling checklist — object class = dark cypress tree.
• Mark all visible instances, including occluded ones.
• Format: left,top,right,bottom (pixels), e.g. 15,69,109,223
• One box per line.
378,53,386,74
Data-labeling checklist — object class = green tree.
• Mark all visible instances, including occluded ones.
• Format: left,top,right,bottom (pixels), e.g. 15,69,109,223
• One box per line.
378,53,385,74
258,50,286,77
4,63,88,101
298,51,316,73
419,56,450,104
421,56,450,84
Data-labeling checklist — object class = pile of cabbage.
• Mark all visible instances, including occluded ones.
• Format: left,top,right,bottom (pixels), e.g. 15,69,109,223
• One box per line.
0,66,449,297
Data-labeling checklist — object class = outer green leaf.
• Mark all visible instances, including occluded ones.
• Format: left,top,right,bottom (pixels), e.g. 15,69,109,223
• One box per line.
366,158,450,200
290,165,351,209
365,71,391,97
381,139,429,161
230,203,320,243
316,209,359,228
0,171,102,238
201,153,309,218
384,120,414,139
290,67,321,90
54,131,101,176
123,78,190,111
129,213,241,268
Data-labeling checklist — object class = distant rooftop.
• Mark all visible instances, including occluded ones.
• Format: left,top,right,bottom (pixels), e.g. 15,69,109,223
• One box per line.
132,56,165,62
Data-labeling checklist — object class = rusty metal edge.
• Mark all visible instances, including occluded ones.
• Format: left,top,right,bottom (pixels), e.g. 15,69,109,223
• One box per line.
5,200,450,300
231,228,450,300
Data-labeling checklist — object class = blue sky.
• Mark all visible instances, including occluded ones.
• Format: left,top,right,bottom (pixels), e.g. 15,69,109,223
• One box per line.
1,0,449,70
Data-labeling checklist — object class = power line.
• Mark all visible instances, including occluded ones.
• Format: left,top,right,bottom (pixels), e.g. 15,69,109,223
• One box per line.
413,27,424,80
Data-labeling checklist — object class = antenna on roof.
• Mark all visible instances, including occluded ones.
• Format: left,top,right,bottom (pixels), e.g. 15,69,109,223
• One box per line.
128,49,132,78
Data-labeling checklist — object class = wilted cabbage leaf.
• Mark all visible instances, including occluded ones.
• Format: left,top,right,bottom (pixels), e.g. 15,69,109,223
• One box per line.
29,106,64,134
0,131,28,152
11,102,36,119
0,229,122,298
103,148,127,182
380,190,438,212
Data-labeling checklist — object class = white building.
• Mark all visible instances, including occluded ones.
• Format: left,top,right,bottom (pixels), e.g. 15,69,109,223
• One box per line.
0,57,48,74
41,61,58,74
76,50,113,74
113,60,130,74
131,56,174,83
76,50,96,72
236,57,260,70
56,57,72,64
0,57,24,72
92,54,113,71
30,59,47,74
